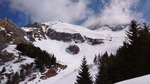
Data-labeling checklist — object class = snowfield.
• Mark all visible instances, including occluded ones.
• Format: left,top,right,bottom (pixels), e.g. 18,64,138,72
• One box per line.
0,45,35,84
1,21,137,84
29,21,126,84
115,74,150,84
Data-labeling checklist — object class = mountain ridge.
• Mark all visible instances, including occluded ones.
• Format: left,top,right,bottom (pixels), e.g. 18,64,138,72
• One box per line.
0,18,30,50
1,18,149,84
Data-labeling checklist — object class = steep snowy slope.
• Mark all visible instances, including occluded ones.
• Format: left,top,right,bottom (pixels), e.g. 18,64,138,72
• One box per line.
2,18,150,84
22,21,127,84
43,21,105,38
0,45,35,83
115,74,150,84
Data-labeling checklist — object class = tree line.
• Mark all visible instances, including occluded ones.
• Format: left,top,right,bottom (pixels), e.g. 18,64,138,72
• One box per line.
75,20,150,84
16,43,57,72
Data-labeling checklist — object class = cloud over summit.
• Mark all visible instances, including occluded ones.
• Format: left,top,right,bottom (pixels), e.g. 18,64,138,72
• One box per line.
8,0,146,26
10,0,91,23
83,0,144,26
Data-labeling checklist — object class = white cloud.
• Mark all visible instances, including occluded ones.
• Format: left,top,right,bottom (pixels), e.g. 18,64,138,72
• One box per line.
83,0,144,26
9,0,91,23
9,0,144,26
100,0,139,25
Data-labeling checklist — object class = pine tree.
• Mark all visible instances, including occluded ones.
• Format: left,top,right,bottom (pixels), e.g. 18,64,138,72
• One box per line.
75,57,93,84
127,20,139,46
94,21,150,83
51,54,56,65
138,23,150,74
114,21,139,80
94,58,101,84
95,52,113,84
114,21,150,82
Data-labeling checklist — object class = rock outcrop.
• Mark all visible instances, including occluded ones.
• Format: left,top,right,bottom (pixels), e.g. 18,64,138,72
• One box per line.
46,28,85,43
0,18,29,50
24,22,104,45
25,22,47,41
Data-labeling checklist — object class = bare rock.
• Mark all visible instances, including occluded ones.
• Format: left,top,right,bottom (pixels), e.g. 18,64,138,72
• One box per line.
0,18,30,50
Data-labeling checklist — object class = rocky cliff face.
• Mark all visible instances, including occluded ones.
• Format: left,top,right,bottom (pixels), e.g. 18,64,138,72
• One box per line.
87,23,128,31
24,22,103,45
25,22,47,41
0,18,29,50
46,28,85,43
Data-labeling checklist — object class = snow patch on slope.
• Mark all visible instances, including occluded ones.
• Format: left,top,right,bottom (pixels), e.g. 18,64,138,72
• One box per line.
0,45,35,84
115,74,150,84
32,28,126,84
22,21,127,84
0,27,5,31
42,21,107,39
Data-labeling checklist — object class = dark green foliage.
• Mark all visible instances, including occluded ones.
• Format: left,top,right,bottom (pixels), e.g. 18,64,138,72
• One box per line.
126,20,139,45
95,52,115,84
96,21,150,83
16,44,57,72
115,21,150,81
51,55,56,65
95,55,103,84
75,57,93,84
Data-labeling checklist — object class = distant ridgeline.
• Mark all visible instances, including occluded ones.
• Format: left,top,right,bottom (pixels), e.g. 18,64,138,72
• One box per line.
1,17,150,84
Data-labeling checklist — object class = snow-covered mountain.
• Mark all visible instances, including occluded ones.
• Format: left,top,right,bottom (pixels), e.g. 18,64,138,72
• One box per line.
23,21,126,84
87,22,128,31
2,18,150,84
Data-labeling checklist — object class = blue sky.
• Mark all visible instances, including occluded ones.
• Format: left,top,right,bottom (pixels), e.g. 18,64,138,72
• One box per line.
0,0,149,27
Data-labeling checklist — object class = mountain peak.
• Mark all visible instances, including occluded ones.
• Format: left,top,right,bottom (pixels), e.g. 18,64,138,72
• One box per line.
0,18,29,50
0,18,128,84
0,18,18,29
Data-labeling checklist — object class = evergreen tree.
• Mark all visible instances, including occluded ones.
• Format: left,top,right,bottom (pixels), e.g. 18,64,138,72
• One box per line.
75,57,93,84
16,43,57,72
94,58,101,84
127,20,139,46
95,52,113,84
114,20,142,81
115,21,150,81
51,54,56,65
138,23,150,74
35,58,45,72
95,21,150,83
